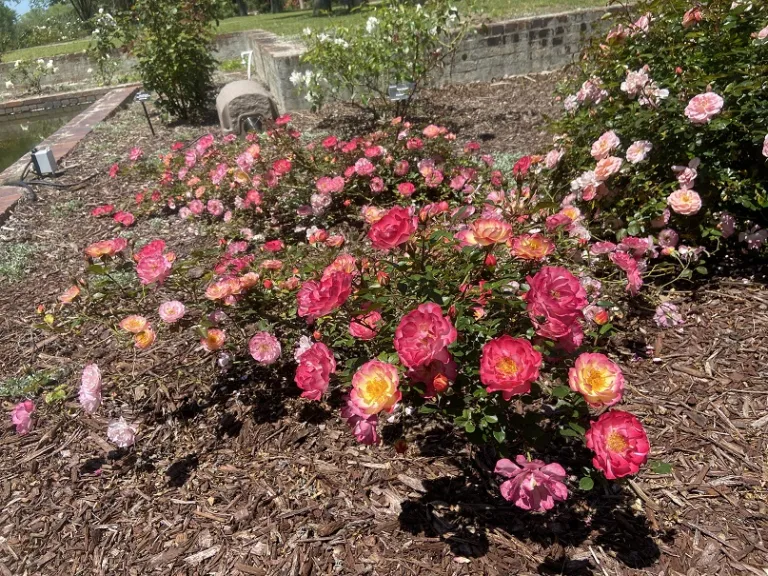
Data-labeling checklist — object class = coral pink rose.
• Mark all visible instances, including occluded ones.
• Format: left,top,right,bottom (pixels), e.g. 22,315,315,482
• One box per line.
591,130,620,160
201,328,226,352
79,363,102,414
568,352,625,407
263,239,284,252
349,310,383,340
594,156,623,181
667,189,702,215
11,400,35,435
136,254,173,285
394,303,457,368
113,211,135,227
367,206,418,251
297,271,353,320
85,238,127,258
511,234,555,260
480,335,542,400
120,315,148,334
406,348,457,398
248,332,282,365
495,456,568,511
585,410,650,479
397,182,416,197
349,360,401,415
295,342,336,401
91,204,114,217
684,92,723,124
158,300,185,323
626,140,652,164
59,285,80,304
470,218,512,246
523,266,588,338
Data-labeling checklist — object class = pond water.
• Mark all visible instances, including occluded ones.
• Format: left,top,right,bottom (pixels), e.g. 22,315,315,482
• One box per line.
0,106,87,174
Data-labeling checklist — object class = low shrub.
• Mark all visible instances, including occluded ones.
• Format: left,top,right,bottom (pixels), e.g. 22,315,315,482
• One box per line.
294,0,473,118
35,118,663,508
87,9,120,86
7,58,57,94
550,0,768,255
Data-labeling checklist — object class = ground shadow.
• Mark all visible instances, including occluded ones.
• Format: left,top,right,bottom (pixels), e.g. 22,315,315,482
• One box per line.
166,453,199,488
398,448,664,574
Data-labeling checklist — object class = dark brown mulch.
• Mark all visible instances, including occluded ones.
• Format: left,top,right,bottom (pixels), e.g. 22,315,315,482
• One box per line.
0,76,766,576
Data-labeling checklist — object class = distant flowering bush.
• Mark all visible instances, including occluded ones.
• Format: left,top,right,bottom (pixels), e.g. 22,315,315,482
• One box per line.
8,58,58,95
34,117,659,510
295,0,474,117
550,0,768,261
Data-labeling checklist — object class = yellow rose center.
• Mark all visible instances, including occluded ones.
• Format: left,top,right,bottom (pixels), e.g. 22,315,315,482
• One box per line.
497,357,519,376
606,431,629,453
363,376,390,403
584,367,610,393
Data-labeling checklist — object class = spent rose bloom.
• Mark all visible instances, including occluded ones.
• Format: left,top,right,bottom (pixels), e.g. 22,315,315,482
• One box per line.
135,328,156,349
368,206,418,251
394,303,457,368
295,342,336,400
406,348,457,398
682,6,702,27
349,310,383,340
107,417,137,448
201,328,226,352
480,335,542,400
495,456,568,511
626,140,652,164
350,360,401,415
120,315,148,334
79,363,102,414
248,332,282,365
11,400,35,435
654,302,685,327
297,271,353,320
585,410,650,479
59,285,80,304
685,92,724,124
591,130,620,160
667,189,702,215
158,300,185,323
341,400,379,444
568,353,625,407
511,234,555,261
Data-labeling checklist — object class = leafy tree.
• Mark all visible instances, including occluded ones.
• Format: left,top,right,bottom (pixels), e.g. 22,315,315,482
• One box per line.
0,3,17,53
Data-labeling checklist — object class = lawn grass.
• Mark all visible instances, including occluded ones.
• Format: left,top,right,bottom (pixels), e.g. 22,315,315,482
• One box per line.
2,0,607,63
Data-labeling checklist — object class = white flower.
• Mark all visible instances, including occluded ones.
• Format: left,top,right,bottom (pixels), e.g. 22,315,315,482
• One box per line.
333,38,348,48
365,16,379,34
53,67,58,73
303,70,313,87
318,33,329,42
14,60,20,68
46,60,53,69
289,70,303,86
303,27,312,36
87,68,93,74
305,92,314,103
36,58,44,65
4,81,13,89
563,94,579,113
98,7,104,14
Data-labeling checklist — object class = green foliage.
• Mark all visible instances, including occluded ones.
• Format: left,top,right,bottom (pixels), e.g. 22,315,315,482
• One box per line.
7,56,57,94
295,0,474,117
0,369,59,399
120,0,220,120
0,3,17,53
13,4,87,49
0,242,37,282
550,0,768,250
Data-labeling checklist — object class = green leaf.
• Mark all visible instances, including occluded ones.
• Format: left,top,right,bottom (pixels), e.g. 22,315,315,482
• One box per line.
650,461,673,475
493,429,506,444
569,422,586,435
551,385,571,399
579,476,594,491
464,421,476,434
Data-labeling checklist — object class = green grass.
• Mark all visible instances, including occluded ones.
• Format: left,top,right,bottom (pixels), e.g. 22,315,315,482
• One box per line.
2,0,607,63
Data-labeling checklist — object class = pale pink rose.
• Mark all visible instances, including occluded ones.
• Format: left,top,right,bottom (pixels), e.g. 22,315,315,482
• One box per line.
544,149,564,169
107,417,137,448
310,192,332,216
591,130,620,160
495,456,568,511
672,157,700,189
667,189,702,215
620,68,649,97
158,300,186,323
79,363,102,414
594,156,623,181
248,332,282,365
763,134,768,158
11,400,35,435
685,92,724,124
758,25,768,41
632,13,650,33
626,141,652,164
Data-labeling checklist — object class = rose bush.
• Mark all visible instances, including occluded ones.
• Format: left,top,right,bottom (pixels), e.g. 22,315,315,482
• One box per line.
31,117,657,511
549,0,768,261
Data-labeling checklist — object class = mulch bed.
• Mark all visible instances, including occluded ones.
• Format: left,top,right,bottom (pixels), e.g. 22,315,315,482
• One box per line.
0,75,766,576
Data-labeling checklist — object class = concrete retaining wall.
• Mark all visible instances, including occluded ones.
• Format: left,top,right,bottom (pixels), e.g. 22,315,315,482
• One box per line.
0,85,133,124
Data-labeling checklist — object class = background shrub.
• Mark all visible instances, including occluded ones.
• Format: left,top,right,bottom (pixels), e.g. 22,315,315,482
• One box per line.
120,0,220,120
294,0,474,118
550,0,768,252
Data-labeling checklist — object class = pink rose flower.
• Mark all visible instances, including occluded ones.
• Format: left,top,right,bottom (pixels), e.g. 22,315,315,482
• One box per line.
248,332,282,365
295,342,336,400
397,182,416,196
685,92,724,124
349,310,383,340
297,272,353,320
495,456,568,511
11,400,35,435
354,158,375,176
79,363,102,414
480,335,542,400
523,266,588,339
591,130,620,160
667,189,702,215
763,134,768,158
349,360,401,415
368,206,418,251
568,352,625,407
626,141,652,164
107,417,137,448
585,410,650,479
341,400,379,444
594,156,623,182
394,303,457,368
158,300,185,323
